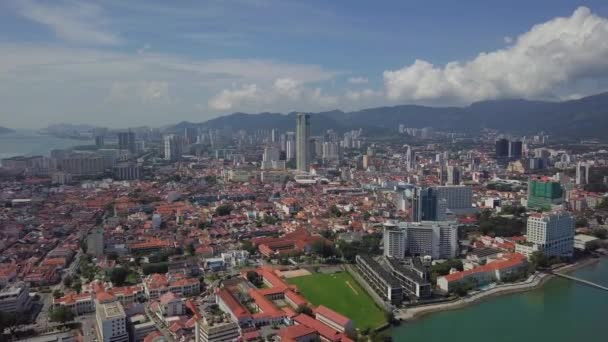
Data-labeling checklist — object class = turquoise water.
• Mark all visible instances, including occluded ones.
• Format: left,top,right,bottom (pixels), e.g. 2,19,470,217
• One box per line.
0,131,89,163
392,258,608,342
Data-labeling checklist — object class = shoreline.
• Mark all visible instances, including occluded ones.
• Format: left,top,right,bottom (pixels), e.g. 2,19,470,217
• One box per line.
394,257,600,322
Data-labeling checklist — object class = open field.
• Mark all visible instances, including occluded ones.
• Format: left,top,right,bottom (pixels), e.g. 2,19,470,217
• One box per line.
286,271,386,330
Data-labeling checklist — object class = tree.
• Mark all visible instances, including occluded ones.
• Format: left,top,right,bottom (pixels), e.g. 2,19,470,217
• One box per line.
142,263,168,275
312,241,337,259
329,205,342,218
529,251,550,271
241,240,258,255
49,306,75,324
63,275,73,288
295,304,313,317
246,271,262,286
107,252,119,261
53,289,64,299
575,217,589,228
1,312,25,335
215,204,234,216
592,229,607,239
108,267,130,286
187,243,196,256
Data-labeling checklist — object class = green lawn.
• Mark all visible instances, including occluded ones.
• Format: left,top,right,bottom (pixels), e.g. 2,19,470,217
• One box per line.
286,272,386,330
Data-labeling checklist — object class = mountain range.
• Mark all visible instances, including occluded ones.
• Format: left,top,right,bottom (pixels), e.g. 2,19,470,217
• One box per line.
0,126,14,134
176,91,608,138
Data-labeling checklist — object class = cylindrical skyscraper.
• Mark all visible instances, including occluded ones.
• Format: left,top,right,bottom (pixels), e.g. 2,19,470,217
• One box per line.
296,113,310,172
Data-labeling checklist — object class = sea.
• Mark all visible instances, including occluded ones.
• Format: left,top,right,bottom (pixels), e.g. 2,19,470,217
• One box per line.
0,130,91,164
391,258,608,342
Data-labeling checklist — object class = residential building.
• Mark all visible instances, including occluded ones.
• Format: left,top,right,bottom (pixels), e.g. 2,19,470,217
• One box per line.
383,223,406,259
575,161,590,185
384,257,432,298
355,255,403,304
118,131,136,154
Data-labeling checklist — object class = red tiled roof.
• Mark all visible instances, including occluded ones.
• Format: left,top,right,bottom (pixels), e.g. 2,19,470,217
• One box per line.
315,305,351,327
217,288,251,319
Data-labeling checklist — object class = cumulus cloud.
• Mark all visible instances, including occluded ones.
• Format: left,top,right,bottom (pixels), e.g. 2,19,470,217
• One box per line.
14,0,121,45
384,7,608,104
348,76,368,84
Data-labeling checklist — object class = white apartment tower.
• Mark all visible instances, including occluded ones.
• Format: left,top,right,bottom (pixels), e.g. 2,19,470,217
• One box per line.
526,212,575,257
383,223,406,259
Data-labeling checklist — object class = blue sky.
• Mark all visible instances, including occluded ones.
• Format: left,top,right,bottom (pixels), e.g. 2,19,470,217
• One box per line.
1,0,608,128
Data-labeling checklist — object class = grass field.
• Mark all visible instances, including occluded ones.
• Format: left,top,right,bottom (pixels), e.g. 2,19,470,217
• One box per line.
286,272,386,330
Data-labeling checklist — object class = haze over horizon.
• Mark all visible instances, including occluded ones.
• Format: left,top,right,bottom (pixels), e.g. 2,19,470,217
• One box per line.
2,0,608,129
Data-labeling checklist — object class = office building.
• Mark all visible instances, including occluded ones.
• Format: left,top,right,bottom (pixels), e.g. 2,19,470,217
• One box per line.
296,113,310,172
412,187,444,222
509,140,523,158
164,135,183,161
495,138,509,158
446,166,461,185
118,131,136,154
195,316,240,342
576,161,590,185
527,179,563,210
433,185,473,211
184,127,199,145
129,315,157,342
520,212,574,258
96,300,129,342
95,135,105,148
0,282,32,314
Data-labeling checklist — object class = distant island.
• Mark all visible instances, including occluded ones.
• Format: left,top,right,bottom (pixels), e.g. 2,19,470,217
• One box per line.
0,126,15,134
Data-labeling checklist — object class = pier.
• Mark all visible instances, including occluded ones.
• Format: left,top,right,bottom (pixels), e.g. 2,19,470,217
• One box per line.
551,272,608,291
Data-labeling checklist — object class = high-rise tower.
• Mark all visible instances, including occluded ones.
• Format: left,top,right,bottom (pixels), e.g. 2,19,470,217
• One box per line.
296,113,310,172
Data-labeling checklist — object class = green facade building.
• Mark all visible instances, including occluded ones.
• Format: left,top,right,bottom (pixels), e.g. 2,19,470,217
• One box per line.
527,180,563,210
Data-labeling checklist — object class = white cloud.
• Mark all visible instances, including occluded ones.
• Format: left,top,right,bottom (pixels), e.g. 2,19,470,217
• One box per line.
0,43,337,127
107,81,170,104
14,0,121,45
208,84,260,110
384,6,608,104
345,89,383,101
348,76,368,84
208,79,338,111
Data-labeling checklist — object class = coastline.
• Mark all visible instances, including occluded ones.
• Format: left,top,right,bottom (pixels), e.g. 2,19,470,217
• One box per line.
395,257,600,322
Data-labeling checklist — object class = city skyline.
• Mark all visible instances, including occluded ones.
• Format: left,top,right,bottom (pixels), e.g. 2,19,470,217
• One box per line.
1,1,608,128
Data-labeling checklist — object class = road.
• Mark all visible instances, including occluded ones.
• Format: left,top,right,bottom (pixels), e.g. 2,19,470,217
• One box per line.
145,305,175,342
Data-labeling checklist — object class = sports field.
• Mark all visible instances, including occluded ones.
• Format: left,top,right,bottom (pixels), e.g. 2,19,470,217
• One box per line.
286,271,386,330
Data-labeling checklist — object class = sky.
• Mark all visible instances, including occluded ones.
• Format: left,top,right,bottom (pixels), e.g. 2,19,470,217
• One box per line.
1,0,608,129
